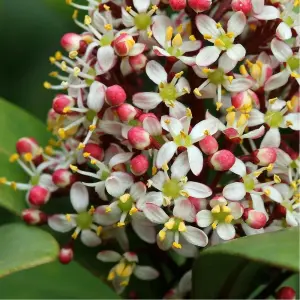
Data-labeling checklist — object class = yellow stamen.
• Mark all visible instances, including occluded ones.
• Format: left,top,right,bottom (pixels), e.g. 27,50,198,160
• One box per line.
226,106,235,113
115,262,125,276
77,143,85,150
226,32,235,38
176,24,183,33
43,81,52,89
291,181,297,190
182,87,190,94
55,51,62,60
159,230,166,241
204,130,210,136
189,35,196,41
0,177,7,184
164,119,170,125
73,67,81,77
9,153,19,163
63,106,71,113
103,4,110,10
225,214,234,223
147,30,153,38
69,164,78,172
216,22,222,28
58,128,66,139
222,206,231,213
291,72,300,78
266,164,273,171
172,33,183,47
105,206,112,213
117,222,126,227
178,221,187,232
120,193,131,203
193,88,202,97
264,189,271,196
96,226,102,236
203,34,212,40
49,71,58,77
66,214,71,222
246,59,253,67
120,281,129,287
90,159,96,165
72,9,78,19
89,124,96,131
274,174,281,183
104,23,112,31
69,50,78,59
162,163,169,171
286,100,294,111
253,171,262,177
286,120,293,127
175,71,184,78
89,205,95,214
211,205,221,213
172,242,182,249
125,6,131,12
186,108,192,117
10,182,17,191
61,61,67,71
152,166,157,175
226,111,236,127
49,56,56,64
166,26,173,41
214,39,225,47
107,271,115,281
71,231,78,239
216,102,223,111
227,76,234,84
164,219,175,230
151,5,158,11
129,207,138,215
23,153,33,162
212,220,218,229
237,114,248,127
180,190,190,197
83,152,90,158
239,65,248,76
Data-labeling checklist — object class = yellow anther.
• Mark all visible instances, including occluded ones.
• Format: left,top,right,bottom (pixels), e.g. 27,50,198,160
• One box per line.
120,281,129,287
226,111,236,126
226,32,235,38
291,72,300,78
125,6,131,12
182,87,190,94
166,26,173,41
226,76,233,84
249,23,257,31
178,221,187,232
204,130,210,136
222,206,231,213
237,114,248,127
291,181,297,190
58,128,66,139
172,242,182,249
225,214,234,223
147,30,153,38
103,4,110,10
72,231,78,239
9,153,19,163
175,71,184,78
63,106,71,114
104,23,112,31
129,207,138,215
212,221,218,229
294,0,299,6
66,214,71,222
176,23,183,34
180,130,186,138
203,34,212,40
226,106,235,113
120,193,131,203
43,81,52,89
73,67,81,77
159,230,166,241
151,4,158,11
90,159,96,165
152,166,157,176
55,51,62,60
49,56,56,64
89,124,96,131
89,205,95,214
256,60,263,67
96,226,102,236
105,206,112,213
164,219,175,230
69,164,78,172
189,35,196,41
77,142,85,150
186,107,192,117
84,15,92,25
212,205,221,214
23,153,33,162
241,103,253,113
72,10,78,20
61,61,67,71
264,189,271,196
250,64,261,79
215,39,225,47
246,59,253,67
216,102,223,111
253,171,262,177
10,182,17,191
162,163,169,171
69,50,78,59
266,164,273,171
172,33,183,47
107,271,115,281
66,0,72,4
286,100,294,111
274,174,281,183
83,152,90,158
49,71,58,77
239,64,248,76
194,88,202,97
0,177,7,184
115,262,125,276
164,119,170,125
117,222,126,227
203,68,210,73
216,22,222,28
180,190,190,197
286,120,293,127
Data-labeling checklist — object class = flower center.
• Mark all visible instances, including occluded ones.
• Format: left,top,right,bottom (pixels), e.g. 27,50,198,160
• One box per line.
284,16,294,27
218,34,233,49
100,35,113,46
100,170,110,181
166,46,183,57
174,131,192,147
76,212,93,229
86,109,97,122
30,175,40,185
208,68,225,85
159,83,178,102
212,205,233,224
163,179,181,199
264,111,283,128
243,175,255,192
118,194,134,212
134,13,151,30
287,56,300,71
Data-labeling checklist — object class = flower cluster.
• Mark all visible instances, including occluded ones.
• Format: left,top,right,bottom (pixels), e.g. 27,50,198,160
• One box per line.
2,0,299,296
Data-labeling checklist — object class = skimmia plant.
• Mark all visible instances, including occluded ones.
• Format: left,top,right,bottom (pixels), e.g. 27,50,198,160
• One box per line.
1,0,299,298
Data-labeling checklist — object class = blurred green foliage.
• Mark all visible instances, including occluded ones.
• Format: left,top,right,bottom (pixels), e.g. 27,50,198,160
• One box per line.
0,0,77,121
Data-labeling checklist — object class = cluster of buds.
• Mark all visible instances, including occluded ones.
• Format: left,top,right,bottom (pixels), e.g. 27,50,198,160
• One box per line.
3,0,299,296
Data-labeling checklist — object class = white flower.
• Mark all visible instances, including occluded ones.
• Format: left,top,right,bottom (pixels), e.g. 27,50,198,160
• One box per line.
250,0,280,20
133,61,190,119
195,12,247,66
155,115,218,175
48,182,102,247
97,251,159,294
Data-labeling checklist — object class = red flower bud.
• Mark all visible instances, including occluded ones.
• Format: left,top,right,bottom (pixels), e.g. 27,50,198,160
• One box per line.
128,127,151,150
209,150,236,171
188,0,212,12
138,113,158,122
253,147,277,166
113,33,135,56
59,247,74,264
105,85,127,106
129,54,147,72
199,136,218,155
223,128,242,144
52,94,75,114
22,208,47,225
117,104,137,122
243,208,267,229
60,33,82,52
169,0,187,10
16,137,40,158
28,186,50,206
231,90,259,111
231,0,253,14
276,287,296,300
52,169,76,188
84,143,104,161
130,154,149,176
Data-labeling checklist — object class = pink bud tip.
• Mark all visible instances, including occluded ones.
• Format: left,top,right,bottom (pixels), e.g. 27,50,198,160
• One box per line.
117,103,137,122
199,136,218,155
84,143,104,161
128,127,151,150
52,169,76,188
223,128,241,144
138,113,158,122
52,94,75,114
130,154,149,176
243,208,267,229
59,247,74,265
129,54,147,72
22,208,47,225
188,0,212,12
231,90,259,111
60,33,82,52
276,287,296,300
169,0,187,10
28,186,50,206
231,0,252,14
105,85,127,106
113,33,135,56
16,137,40,157
253,147,277,166
209,150,236,171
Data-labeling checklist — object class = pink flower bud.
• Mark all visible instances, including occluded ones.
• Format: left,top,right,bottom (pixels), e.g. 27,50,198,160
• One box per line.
209,150,236,171
138,113,158,122
130,154,149,176
231,0,252,14
243,208,267,229
223,128,241,144
129,54,147,72
52,94,75,114
105,85,127,106
22,208,47,225
52,169,76,188
188,0,212,12
113,33,135,56
16,137,40,158
84,143,104,160
253,147,277,166
59,247,74,264
199,136,218,155
28,186,50,206
276,287,296,300
60,33,82,52
117,103,137,122
169,0,187,10
231,90,259,111
128,127,151,150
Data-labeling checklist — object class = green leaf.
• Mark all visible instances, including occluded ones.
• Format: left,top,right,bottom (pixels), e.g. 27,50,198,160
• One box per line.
0,261,119,299
0,98,50,214
0,223,59,278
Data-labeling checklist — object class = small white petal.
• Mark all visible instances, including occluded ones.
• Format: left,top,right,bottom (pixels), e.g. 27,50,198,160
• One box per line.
81,229,102,247
190,119,218,142
137,192,164,210
146,60,167,84
170,101,187,119
39,174,57,192
226,44,246,62
271,38,293,62
157,231,173,251
134,266,159,280
248,109,265,127
262,186,283,203
225,77,254,92
151,171,165,191
284,113,300,130
260,128,280,148
227,12,246,36
129,43,146,56
48,214,76,232
252,0,264,14
121,7,134,27
251,194,268,218
229,158,246,177
196,210,213,227
218,52,237,73
196,46,221,66
130,182,147,200
187,145,204,176
143,116,162,136
254,5,280,20
228,202,244,219
216,223,235,240
87,81,105,112
70,182,89,213
156,142,177,168
181,226,208,247
181,41,201,53
242,126,265,139
108,152,133,169
184,181,212,198
97,45,115,72
241,222,264,236
171,151,190,179
94,203,121,225
153,46,171,57
132,216,156,244
195,14,219,38
276,22,292,40
223,182,246,201
95,181,107,201
96,250,122,262
173,198,196,222
133,92,162,110
105,173,132,198
152,15,173,47
286,211,298,227
178,271,192,296
264,70,290,91
143,203,169,224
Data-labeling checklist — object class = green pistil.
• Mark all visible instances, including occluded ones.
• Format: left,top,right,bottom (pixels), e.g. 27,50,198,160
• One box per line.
243,175,255,192
219,34,233,49
118,196,133,212
86,109,97,122
159,83,178,102
134,13,151,30
287,56,300,71
208,68,225,85
166,46,183,58
76,212,93,229
100,170,110,181
100,35,112,47
174,133,192,147
30,175,40,186
264,111,283,128
163,179,181,199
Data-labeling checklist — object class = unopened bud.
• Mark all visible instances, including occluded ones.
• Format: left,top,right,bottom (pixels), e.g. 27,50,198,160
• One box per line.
199,136,218,155
210,195,227,207
138,113,158,122
59,247,74,264
52,169,76,188
169,0,187,10
129,54,147,72
52,94,75,114
130,154,149,176
128,127,151,150
22,208,47,225
253,147,277,166
16,137,40,159
188,0,212,12
117,103,137,122
113,33,135,56
276,287,296,300
231,0,252,14
243,208,267,229
61,33,82,52
231,90,259,112
209,150,236,171
105,85,127,106
223,128,241,144
28,186,51,206
84,143,104,161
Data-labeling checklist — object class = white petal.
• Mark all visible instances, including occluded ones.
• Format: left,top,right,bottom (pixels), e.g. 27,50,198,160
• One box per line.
173,198,196,222
286,211,298,227
137,192,164,210
143,116,162,136
181,226,208,247
129,43,146,56
70,182,89,212
225,77,254,92
216,223,235,240
133,92,162,110
153,46,171,57
176,77,190,93
171,151,190,179
87,81,105,112
228,12,246,36
97,46,115,72
195,14,220,38
170,102,187,119
254,5,280,20
109,152,133,169
94,203,121,225
184,181,212,198
146,60,167,84
196,210,213,227
121,7,134,27
143,203,169,224
228,202,244,219
39,174,57,192
105,174,132,197
271,38,292,62
242,125,265,139
173,240,197,257
264,70,290,91
181,41,201,53
241,222,264,235
284,113,300,130
130,182,147,200
133,0,150,12
187,145,204,176
276,22,292,40
156,141,177,168
151,172,165,191
229,158,246,177
223,182,246,201
260,128,280,148
95,181,107,201
164,117,183,136
152,15,172,47
132,216,156,243
179,55,197,66
190,119,218,142
48,214,76,232
157,231,173,251
196,46,221,66
218,52,237,73
273,183,290,198
248,109,265,127
178,271,192,295
262,186,283,203
226,44,246,61
81,229,102,247
252,0,264,14
251,194,268,218
120,57,132,76
96,250,122,262
134,266,159,280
